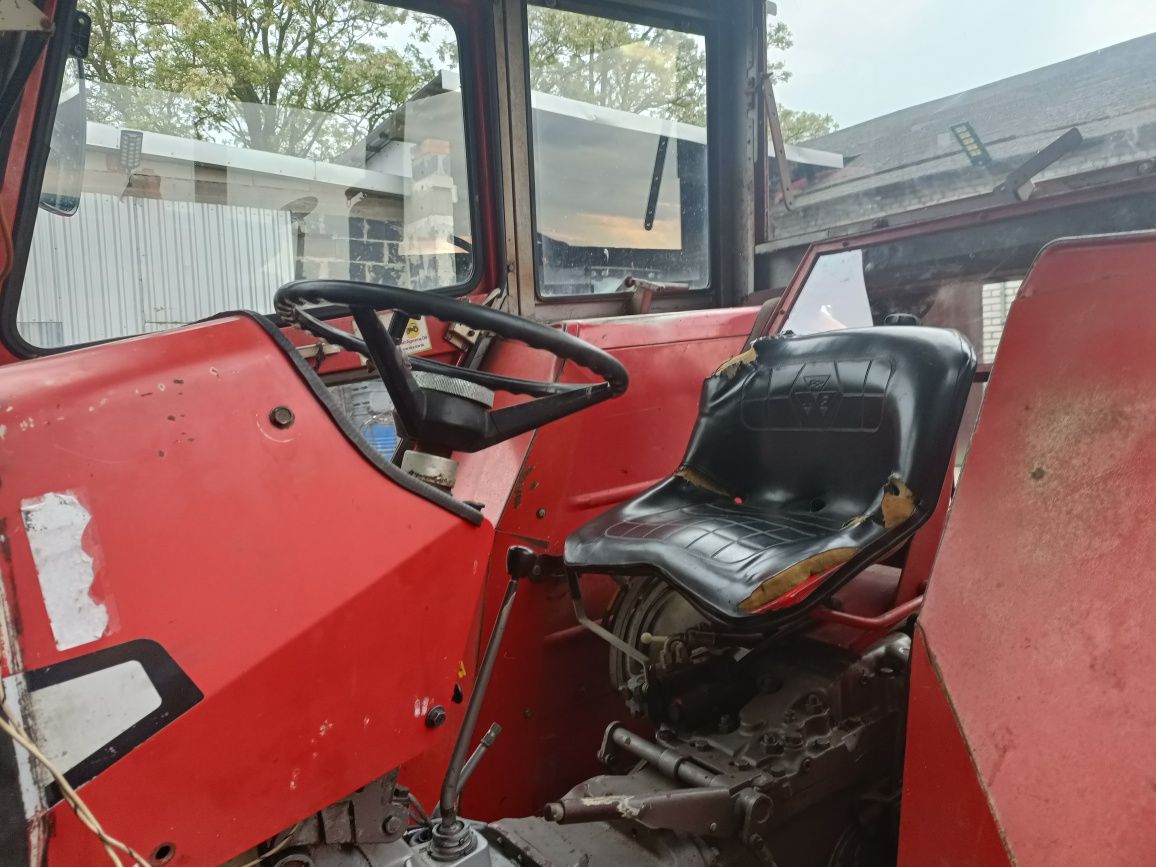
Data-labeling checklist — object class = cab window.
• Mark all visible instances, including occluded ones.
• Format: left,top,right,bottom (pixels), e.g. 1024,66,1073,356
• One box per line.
526,4,709,297
19,1,476,349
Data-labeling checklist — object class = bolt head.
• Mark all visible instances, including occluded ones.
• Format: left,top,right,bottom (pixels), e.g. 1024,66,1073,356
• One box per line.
425,705,447,728
269,406,295,428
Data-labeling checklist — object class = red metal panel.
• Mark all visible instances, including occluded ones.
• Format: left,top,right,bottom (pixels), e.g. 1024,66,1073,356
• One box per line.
899,628,1011,867
916,233,1156,865
451,307,760,819
0,316,493,865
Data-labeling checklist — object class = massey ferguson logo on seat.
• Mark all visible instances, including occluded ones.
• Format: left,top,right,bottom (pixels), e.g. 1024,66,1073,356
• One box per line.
792,373,840,421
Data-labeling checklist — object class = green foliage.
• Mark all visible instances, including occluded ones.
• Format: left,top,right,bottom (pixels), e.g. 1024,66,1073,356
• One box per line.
83,0,837,157
83,0,449,159
526,7,706,125
781,108,838,142
526,8,836,139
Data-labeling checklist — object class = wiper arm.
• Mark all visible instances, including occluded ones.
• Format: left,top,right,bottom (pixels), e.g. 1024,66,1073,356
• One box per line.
994,126,1083,201
643,134,670,231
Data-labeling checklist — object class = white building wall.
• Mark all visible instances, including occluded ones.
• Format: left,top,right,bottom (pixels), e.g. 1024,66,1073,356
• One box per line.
19,194,296,348
981,279,1022,364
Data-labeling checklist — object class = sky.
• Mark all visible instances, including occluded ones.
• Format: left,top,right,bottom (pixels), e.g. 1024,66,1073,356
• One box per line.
773,0,1156,128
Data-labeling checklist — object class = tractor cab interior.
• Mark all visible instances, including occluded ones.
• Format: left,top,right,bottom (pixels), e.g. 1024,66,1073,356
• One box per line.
4,0,1156,865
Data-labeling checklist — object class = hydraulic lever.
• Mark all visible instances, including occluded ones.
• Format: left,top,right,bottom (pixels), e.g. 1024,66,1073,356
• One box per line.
428,551,525,861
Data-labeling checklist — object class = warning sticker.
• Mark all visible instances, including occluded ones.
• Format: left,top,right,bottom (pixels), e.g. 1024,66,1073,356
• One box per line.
399,317,433,355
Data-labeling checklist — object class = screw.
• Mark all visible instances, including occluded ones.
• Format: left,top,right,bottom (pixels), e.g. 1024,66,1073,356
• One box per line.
800,757,813,773
382,815,405,836
425,705,447,728
708,822,718,833
269,406,295,428
718,714,737,734
536,508,547,519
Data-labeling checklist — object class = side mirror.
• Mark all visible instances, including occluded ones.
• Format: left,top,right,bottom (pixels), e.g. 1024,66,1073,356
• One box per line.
39,56,87,217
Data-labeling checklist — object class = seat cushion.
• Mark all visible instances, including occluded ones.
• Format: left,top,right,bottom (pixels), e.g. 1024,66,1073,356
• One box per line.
564,475,890,622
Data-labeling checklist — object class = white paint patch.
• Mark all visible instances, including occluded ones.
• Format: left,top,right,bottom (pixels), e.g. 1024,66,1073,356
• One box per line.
21,492,109,650
413,696,432,719
579,795,643,819
0,424,6,439
27,661,161,771
318,720,333,737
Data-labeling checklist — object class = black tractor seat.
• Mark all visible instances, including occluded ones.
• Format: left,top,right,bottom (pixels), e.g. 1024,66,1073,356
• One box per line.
564,327,976,625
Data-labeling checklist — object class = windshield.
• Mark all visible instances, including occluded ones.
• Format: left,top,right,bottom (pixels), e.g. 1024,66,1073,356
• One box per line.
19,1,474,349
527,5,709,297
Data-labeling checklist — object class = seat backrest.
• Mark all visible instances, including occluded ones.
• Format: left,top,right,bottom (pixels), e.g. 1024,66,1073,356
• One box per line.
682,327,976,522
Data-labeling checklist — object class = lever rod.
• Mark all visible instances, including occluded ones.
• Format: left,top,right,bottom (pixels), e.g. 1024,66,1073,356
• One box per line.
430,577,520,860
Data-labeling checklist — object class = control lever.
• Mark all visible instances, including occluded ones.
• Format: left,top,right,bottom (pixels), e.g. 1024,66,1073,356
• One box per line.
459,722,502,792
428,552,524,861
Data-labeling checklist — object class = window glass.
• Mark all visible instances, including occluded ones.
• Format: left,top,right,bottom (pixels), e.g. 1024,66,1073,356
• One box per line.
21,1,474,348
764,9,1156,240
782,249,873,334
526,5,709,297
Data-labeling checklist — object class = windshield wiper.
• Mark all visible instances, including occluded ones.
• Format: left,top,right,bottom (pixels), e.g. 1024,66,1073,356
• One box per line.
644,134,670,231
994,126,1084,201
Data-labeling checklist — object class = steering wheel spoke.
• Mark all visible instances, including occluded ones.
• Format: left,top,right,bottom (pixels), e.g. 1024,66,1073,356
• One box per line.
275,279,628,453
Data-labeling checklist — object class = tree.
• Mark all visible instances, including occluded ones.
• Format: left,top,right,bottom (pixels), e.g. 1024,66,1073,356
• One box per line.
765,21,837,142
84,0,836,159
526,8,837,141
84,0,448,159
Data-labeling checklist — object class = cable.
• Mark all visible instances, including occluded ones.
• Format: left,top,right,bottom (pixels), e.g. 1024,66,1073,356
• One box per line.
0,675,302,867
408,791,431,826
0,678,149,866
233,821,304,867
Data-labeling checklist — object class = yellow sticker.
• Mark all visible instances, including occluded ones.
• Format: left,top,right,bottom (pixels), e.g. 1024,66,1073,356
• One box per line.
457,660,467,679
399,316,433,355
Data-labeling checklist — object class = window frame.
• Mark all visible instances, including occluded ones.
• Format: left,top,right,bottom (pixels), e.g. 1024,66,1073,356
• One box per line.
0,0,494,357
519,0,721,311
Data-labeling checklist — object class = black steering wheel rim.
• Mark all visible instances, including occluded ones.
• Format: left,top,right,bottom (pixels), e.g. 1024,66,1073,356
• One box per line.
275,279,629,453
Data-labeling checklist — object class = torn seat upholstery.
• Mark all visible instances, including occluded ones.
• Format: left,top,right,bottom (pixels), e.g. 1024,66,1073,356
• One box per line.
564,327,976,624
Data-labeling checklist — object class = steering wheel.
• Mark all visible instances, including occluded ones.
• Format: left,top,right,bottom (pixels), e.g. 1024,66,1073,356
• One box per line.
274,280,629,453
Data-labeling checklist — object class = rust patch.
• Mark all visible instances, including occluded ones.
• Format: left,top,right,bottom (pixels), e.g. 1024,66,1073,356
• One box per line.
739,547,857,612
0,517,10,563
881,476,916,529
1030,466,1046,481
712,347,757,379
674,466,731,497
512,464,535,509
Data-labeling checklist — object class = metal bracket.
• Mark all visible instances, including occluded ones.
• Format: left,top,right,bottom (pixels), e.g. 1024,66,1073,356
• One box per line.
568,571,650,666
0,0,51,32
994,126,1083,202
762,72,795,212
